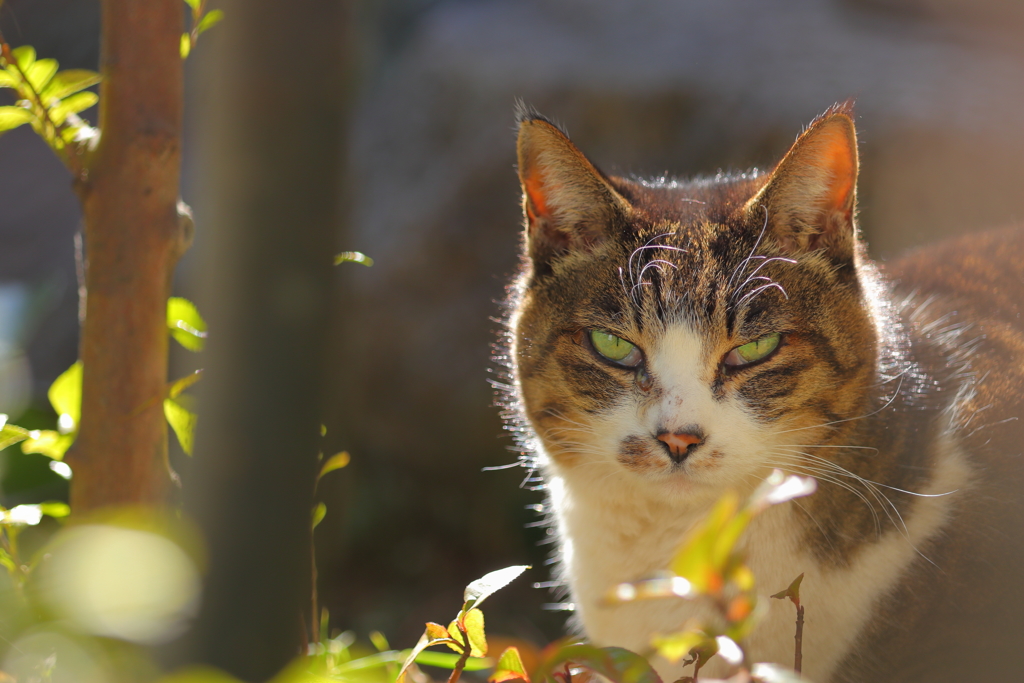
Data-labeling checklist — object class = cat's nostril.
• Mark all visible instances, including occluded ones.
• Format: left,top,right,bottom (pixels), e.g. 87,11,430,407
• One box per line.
656,430,704,462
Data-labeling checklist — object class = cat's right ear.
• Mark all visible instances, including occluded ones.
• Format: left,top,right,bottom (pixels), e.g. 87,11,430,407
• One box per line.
516,111,630,274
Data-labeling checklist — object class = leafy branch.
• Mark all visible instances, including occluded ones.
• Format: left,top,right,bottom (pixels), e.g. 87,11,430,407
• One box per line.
0,39,99,179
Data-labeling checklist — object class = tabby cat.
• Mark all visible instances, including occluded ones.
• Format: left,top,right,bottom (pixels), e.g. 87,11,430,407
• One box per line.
503,102,1024,682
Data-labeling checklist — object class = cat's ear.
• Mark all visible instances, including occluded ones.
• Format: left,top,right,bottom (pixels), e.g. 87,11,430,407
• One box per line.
746,105,859,262
517,109,630,272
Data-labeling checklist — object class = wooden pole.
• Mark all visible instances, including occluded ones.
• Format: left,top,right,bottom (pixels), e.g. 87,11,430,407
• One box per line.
68,0,186,512
173,0,350,678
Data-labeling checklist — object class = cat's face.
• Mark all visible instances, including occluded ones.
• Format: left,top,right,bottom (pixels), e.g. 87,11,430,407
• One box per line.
510,105,878,498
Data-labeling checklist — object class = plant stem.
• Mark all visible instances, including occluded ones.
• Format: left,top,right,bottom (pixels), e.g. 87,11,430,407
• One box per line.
447,626,472,683
794,604,804,674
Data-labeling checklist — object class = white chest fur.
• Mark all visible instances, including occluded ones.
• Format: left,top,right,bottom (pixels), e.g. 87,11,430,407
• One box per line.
544,434,970,682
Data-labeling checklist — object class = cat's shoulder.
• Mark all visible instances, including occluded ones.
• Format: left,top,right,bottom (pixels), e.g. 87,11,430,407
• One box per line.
884,226,1024,326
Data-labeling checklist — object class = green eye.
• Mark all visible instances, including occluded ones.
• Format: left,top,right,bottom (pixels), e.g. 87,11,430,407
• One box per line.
724,332,782,367
589,330,643,367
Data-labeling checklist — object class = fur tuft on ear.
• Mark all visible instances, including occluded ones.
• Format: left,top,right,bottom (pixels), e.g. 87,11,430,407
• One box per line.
516,107,630,274
747,102,859,262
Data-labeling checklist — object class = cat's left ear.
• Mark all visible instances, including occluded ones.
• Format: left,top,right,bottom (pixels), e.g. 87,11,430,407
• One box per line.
746,105,859,262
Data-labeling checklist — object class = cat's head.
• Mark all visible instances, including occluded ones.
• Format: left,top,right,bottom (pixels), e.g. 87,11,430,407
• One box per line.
507,103,880,498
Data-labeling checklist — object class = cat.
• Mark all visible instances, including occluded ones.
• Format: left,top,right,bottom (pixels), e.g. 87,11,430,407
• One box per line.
501,101,1024,682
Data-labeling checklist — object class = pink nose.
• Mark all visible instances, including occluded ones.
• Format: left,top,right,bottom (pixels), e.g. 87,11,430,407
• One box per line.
656,431,703,456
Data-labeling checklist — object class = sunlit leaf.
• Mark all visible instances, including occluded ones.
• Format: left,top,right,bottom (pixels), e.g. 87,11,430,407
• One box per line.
49,360,83,427
491,646,530,683
196,9,224,34
1,504,42,526
334,251,374,267
453,608,486,657
412,651,491,671
0,71,17,87
39,501,71,519
368,631,389,652
12,46,36,72
167,297,208,352
21,429,74,460
41,69,101,101
164,397,197,456
49,91,98,126
0,106,32,132
651,630,709,664
425,622,449,640
317,452,350,481
0,417,30,451
168,370,203,399
180,34,191,59
312,502,327,529
669,492,739,593
770,573,804,609
26,58,57,91
464,565,530,611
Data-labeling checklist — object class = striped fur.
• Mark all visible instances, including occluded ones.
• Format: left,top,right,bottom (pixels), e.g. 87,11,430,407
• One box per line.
501,105,1024,681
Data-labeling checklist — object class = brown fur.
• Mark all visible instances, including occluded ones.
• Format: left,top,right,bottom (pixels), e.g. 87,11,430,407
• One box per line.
502,103,1024,681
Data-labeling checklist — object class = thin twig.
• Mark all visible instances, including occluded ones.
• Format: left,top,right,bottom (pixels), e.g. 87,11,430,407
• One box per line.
794,604,804,674
447,624,472,683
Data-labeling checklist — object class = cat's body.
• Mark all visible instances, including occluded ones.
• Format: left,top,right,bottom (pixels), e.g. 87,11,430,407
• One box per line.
503,103,1024,682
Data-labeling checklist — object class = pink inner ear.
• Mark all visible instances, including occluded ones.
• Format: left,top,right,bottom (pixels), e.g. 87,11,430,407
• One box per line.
813,125,857,216
524,172,551,224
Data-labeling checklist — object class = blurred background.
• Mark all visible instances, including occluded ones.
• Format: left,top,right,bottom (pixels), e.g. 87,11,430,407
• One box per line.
1,0,1023,653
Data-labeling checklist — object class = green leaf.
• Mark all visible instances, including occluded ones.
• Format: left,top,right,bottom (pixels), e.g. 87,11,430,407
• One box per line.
0,71,17,87
49,91,98,126
39,501,70,519
412,651,491,671
312,502,327,529
26,58,57,91
49,360,83,427
0,106,32,132
183,0,201,10
463,565,530,611
21,430,74,460
651,631,710,665
164,397,197,456
334,251,374,267
317,452,350,481
41,69,101,101
0,416,30,451
12,46,36,72
168,370,203,399
167,297,208,352
369,631,390,652
196,9,224,34
448,608,486,657
180,34,192,59
491,646,530,683
770,573,804,610
669,492,739,593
